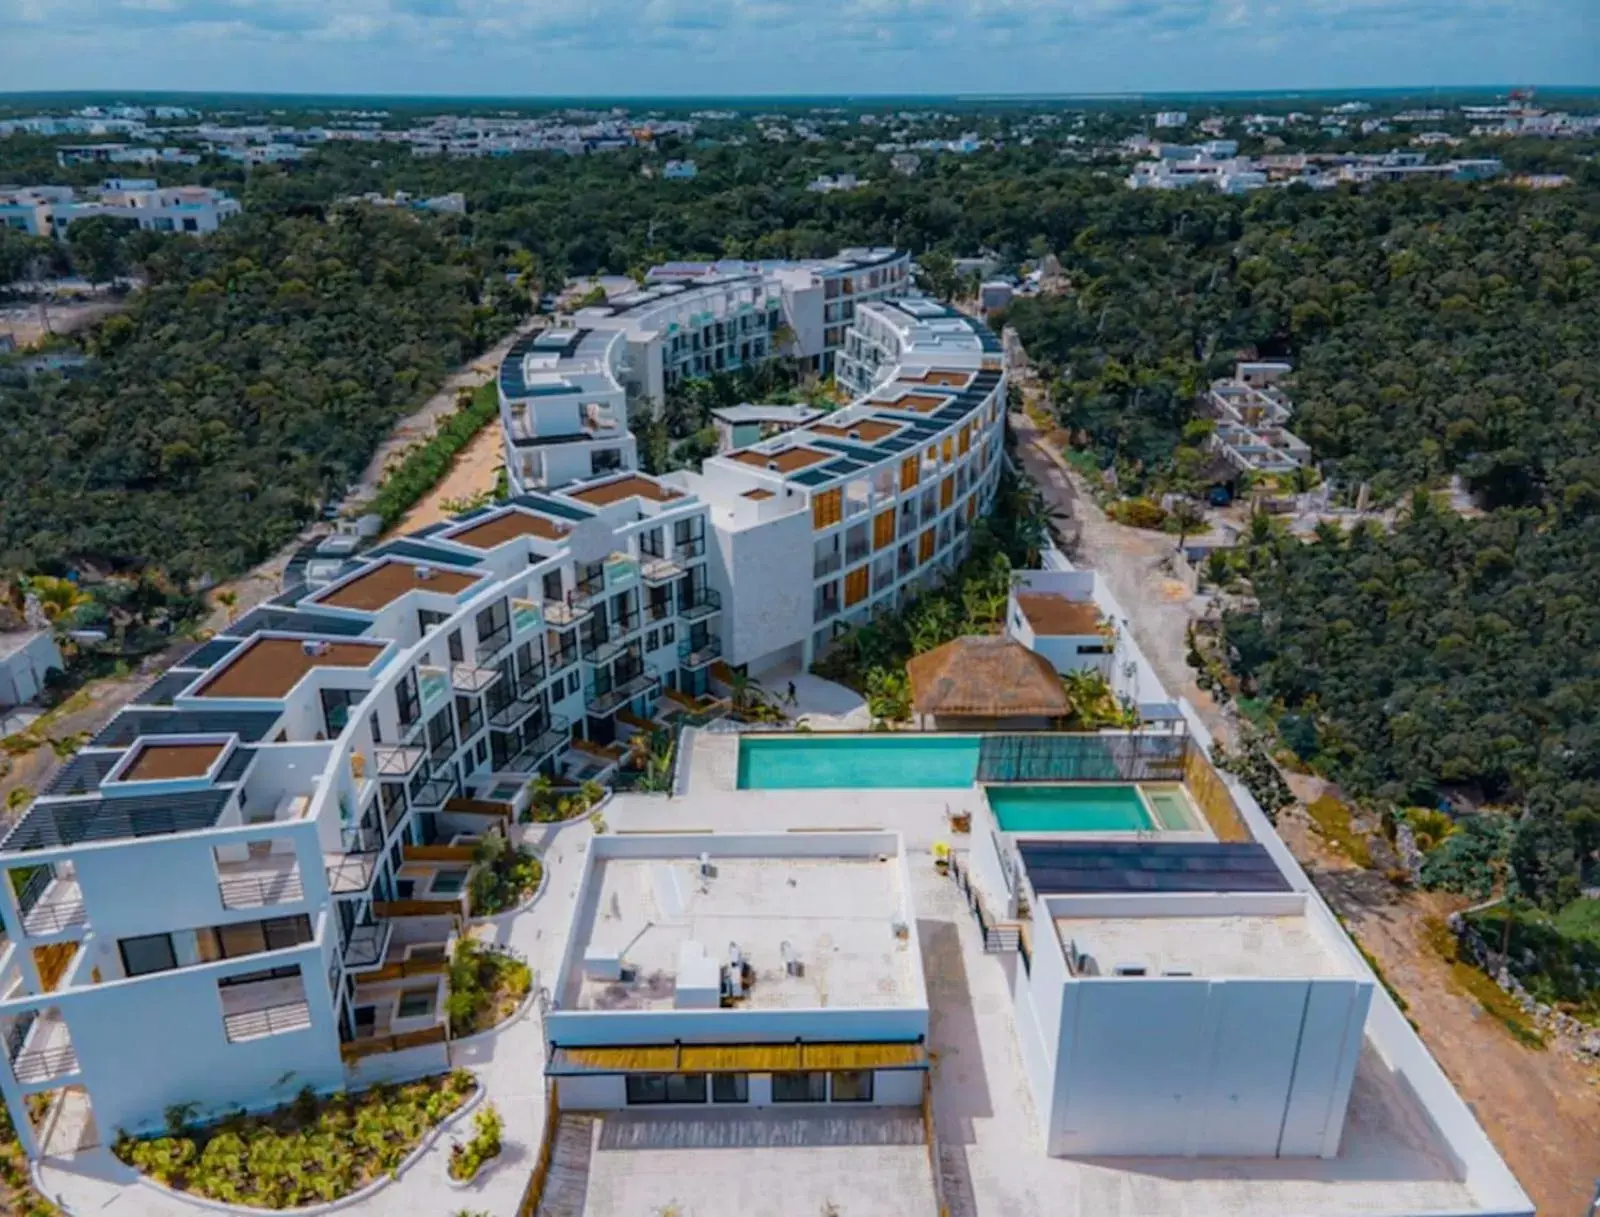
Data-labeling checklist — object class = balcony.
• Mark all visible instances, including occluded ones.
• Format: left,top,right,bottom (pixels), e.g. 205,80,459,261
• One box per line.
456,704,485,740
678,634,722,670
813,551,843,579
450,664,501,695
644,596,673,624
544,592,592,628
814,597,840,625
342,918,392,971
845,541,870,567
488,692,543,732
678,588,721,622
17,870,87,938
217,854,306,910
585,667,661,719
374,745,425,778
474,625,512,665
409,775,458,812
581,631,627,668
641,555,682,584
9,1010,79,1085
505,714,572,773
426,731,457,770
221,976,312,1044
675,536,707,561
547,642,579,674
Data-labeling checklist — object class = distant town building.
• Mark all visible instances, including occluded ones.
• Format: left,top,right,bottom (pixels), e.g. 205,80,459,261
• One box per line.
1153,111,1188,129
662,160,698,180
339,191,467,215
806,173,865,193
55,145,199,168
0,182,240,238
889,152,921,176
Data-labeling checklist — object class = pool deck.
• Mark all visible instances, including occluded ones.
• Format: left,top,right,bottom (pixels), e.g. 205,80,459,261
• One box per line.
598,789,1484,1217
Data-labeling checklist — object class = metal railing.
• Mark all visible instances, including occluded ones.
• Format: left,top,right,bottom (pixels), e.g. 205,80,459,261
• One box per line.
543,592,593,627
475,626,512,664
674,535,707,560
450,663,501,695
585,667,660,719
813,552,843,579
223,1000,312,1043
374,745,425,777
218,867,306,910
845,542,871,566
342,919,391,970
489,692,542,732
581,633,627,667
508,715,572,773
678,635,722,669
12,1043,79,1085
20,890,88,937
640,556,682,584
814,598,840,624
678,588,721,621
409,775,458,811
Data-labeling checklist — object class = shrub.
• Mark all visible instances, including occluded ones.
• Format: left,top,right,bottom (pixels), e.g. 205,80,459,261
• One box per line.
368,384,500,528
449,1104,503,1182
1305,794,1373,868
468,835,543,916
113,1072,474,1208
447,941,532,1037
1106,497,1167,530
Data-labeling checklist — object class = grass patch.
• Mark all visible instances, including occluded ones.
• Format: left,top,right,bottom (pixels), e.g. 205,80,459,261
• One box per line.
447,940,532,1037
369,383,500,529
1465,898,1600,1025
1421,917,1546,1050
113,1072,476,1208
1306,794,1374,869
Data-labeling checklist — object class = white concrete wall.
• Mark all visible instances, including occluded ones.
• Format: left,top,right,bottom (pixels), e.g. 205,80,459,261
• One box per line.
709,508,813,668
0,632,63,707
42,942,342,1137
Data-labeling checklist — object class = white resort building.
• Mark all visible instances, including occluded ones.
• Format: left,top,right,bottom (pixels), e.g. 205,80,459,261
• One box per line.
0,254,1532,1217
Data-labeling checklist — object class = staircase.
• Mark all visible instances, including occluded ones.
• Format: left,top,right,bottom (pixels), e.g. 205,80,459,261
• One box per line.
535,1114,597,1217
983,924,1019,953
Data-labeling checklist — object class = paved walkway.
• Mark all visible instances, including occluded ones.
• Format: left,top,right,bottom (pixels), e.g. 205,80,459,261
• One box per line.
35,818,596,1217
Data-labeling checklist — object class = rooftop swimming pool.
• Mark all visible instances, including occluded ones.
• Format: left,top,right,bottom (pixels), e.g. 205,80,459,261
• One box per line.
985,782,1200,834
736,734,980,790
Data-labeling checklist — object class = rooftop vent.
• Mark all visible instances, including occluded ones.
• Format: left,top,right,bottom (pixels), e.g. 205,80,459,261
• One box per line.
781,940,802,977
415,564,436,581
766,461,779,471
848,429,862,440
301,639,330,657
1113,963,1148,977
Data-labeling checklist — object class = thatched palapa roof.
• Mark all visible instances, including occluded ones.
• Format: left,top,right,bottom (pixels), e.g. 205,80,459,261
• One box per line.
906,635,1071,718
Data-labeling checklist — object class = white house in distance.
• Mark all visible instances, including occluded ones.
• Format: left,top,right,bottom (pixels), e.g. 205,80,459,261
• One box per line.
546,831,928,1111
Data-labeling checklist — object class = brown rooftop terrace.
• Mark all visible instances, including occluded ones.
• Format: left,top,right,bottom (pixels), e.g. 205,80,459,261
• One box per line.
899,369,973,389
567,474,683,507
194,637,385,701
119,740,226,782
812,419,902,443
1015,592,1106,637
879,391,952,415
728,446,833,474
316,562,481,612
447,510,570,549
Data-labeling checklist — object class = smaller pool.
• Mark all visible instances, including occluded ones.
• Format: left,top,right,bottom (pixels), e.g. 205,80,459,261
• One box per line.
1143,784,1201,831
986,784,1154,833
429,869,469,896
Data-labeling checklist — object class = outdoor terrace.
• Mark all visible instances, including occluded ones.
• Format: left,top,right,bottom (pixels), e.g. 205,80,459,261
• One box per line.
728,446,834,474
116,740,225,783
1052,910,1357,979
192,637,385,701
447,509,570,549
567,474,684,507
315,561,481,612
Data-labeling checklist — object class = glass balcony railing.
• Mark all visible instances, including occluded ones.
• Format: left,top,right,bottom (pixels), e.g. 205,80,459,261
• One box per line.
678,634,722,669
678,588,721,621
585,666,661,719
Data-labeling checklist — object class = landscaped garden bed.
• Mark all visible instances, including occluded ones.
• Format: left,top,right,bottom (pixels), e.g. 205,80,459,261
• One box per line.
467,834,543,915
447,940,533,1037
1,1101,59,1217
112,1071,477,1208
447,1103,503,1183
521,775,605,823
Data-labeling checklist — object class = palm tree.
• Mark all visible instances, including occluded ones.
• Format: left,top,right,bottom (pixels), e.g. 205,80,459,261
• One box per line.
725,669,764,714
24,575,89,623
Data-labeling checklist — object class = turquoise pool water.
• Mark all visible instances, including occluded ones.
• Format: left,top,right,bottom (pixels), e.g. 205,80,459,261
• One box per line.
985,784,1154,833
737,735,981,789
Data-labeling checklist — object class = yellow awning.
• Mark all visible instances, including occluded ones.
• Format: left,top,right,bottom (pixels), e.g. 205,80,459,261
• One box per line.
549,1041,927,1075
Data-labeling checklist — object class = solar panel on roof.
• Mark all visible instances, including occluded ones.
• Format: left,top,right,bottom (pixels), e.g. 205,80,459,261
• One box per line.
185,639,240,669
43,750,126,798
1,787,233,852
367,539,481,567
133,670,201,706
93,708,281,748
217,746,256,783
511,493,594,521
1017,841,1290,895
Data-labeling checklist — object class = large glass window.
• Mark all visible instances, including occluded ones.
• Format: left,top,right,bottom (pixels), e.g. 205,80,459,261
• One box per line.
771,1071,827,1103
711,1073,749,1104
830,1071,874,1102
624,1073,707,1104
119,932,177,977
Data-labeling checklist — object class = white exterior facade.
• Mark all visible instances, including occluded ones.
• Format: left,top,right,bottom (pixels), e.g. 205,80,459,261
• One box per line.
0,182,240,238
546,831,929,1112
0,630,64,708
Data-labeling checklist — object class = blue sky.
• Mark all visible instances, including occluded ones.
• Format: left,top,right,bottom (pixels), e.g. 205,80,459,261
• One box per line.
0,0,1594,96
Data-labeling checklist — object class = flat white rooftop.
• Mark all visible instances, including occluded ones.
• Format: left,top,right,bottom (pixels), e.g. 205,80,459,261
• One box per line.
563,853,916,1013
1054,912,1359,979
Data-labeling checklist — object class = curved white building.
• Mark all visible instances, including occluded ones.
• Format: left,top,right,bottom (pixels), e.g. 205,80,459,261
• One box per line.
0,278,1002,1150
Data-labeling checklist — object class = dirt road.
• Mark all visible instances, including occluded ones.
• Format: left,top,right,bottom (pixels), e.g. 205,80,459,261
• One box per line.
1013,411,1600,1214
